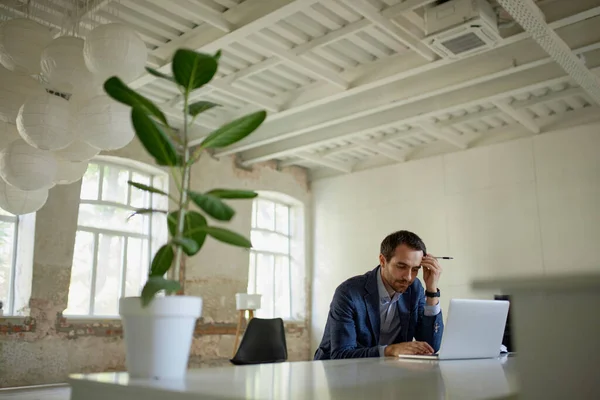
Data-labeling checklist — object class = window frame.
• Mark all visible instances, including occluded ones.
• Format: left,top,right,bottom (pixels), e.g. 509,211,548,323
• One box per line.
64,156,168,318
0,212,19,315
248,194,302,321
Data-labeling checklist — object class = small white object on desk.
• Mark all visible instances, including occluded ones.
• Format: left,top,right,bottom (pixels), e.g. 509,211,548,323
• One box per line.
235,293,261,310
473,274,600,400
69,356,517,400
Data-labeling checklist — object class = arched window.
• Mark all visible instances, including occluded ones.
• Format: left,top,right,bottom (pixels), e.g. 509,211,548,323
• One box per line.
64,157,168,317
0,209,34,316
247,192,305,321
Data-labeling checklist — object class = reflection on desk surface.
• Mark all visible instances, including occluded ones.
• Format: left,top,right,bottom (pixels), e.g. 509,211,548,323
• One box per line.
69,355,518,400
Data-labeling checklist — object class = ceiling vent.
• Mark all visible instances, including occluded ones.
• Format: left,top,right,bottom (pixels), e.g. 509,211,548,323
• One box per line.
424,0,501,59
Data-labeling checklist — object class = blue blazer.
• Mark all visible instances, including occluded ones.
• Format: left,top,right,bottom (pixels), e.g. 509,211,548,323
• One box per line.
314,266,444,360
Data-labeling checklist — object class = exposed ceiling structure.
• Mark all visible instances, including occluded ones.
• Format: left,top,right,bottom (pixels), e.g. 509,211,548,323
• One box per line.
2,0,600,180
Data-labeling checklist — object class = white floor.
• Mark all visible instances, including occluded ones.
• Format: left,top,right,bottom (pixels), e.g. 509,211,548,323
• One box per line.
0,386,70,400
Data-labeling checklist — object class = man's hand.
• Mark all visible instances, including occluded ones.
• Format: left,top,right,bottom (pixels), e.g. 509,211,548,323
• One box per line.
421,254,442,293
384,342,435,357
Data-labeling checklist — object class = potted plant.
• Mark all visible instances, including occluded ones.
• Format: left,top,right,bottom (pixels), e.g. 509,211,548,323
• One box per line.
103,48,266,380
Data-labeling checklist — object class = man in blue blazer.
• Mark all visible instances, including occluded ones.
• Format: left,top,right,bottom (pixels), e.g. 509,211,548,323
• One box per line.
314,230,444,359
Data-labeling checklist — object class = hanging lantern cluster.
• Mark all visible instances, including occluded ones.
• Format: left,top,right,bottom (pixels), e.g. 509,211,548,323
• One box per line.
0,18,147,215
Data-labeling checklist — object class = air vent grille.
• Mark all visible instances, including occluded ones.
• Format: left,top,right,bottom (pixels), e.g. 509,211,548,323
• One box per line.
441,32,486,55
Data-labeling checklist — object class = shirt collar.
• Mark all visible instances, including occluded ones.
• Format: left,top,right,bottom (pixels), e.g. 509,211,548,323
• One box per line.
377,266,400,304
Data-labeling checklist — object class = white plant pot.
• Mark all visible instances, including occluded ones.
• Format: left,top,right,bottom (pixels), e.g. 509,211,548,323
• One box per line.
119,296,202,380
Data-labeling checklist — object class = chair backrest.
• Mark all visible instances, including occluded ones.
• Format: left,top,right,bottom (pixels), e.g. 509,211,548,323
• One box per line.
230,318,287,365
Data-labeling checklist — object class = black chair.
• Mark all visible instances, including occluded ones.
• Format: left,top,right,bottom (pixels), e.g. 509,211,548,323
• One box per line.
230,318,287,365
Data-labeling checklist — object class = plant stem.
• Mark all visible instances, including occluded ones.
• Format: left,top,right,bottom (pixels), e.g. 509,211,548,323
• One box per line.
172,91,191,284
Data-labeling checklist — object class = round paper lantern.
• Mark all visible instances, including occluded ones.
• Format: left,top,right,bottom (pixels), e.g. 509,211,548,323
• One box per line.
0,19,53,74
53,157,88,185
16,92,74,151
0,65,45,123
0,139,57,191
53,139,99,162
0,177,48,215
41,36,94,94
83,23,147,82
77,95,134,150
0,121,20,149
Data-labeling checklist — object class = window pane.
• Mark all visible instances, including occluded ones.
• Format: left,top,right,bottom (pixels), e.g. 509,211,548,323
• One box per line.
101,166,129,204
93,234,123,316
81,163,100,201
251,230,289,254
64,231,95,315
274,255,291,319
255,253,274,318
125,237,149,297
78,204,149,235
256,199,275,230
275,204,289,235
0,221,15,312
130,172,151,209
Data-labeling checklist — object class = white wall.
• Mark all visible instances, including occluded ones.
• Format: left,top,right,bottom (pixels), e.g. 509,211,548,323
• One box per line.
311,122,600,351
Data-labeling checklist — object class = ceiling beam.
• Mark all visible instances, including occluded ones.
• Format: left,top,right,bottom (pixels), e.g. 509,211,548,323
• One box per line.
415,122,470,149
339,0,436,61
242,36,348,89
492,99,541,134
498,0,600,105
350,139,407,162
130,0,320,89
294,152,353,173
216,13,600,155
186,1,232,32
238,59,600,164
209,81,280,112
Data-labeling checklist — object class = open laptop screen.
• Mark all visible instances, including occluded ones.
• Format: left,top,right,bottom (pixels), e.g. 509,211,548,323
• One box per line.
494,295,514,352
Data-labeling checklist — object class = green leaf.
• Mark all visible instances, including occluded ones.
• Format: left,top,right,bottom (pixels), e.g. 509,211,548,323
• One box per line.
150,245,174,277
167,211,208,256
188,101,220,117
131,107,181,166
127,208,168,220
206,189,258,199
214,50,222,61
202,226,252,248
145,67,175,83
128,181,169,197
172,236,200,256
188,191,235,221
104,77,167,125
141,276,181,306
200,111,266,149
172,49,218,92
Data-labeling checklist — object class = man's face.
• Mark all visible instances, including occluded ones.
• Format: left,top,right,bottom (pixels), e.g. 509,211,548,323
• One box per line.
379,244,423,293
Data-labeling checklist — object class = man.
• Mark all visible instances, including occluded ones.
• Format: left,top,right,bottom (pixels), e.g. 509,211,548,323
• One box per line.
314,230,444,359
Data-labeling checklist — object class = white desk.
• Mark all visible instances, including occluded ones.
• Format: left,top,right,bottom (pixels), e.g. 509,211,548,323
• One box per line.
69,355,517,400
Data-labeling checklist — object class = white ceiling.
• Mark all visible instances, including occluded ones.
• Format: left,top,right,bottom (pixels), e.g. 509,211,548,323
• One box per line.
2,0,600,180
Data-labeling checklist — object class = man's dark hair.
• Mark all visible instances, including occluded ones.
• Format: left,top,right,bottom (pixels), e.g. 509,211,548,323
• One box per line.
380,230,427,261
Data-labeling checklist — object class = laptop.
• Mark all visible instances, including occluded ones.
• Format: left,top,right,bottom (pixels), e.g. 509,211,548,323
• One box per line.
398,299,509,360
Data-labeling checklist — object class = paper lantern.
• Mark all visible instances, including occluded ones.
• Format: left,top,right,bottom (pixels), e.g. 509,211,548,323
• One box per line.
54,157,88,185
0,177,48,215
16,92,74,151
53,139,99,162
0,121,20,149
77,95,134,150
0,19,53,74
0,139,57,191
0,65,45,123
83,23,147,82
41,36,94,94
